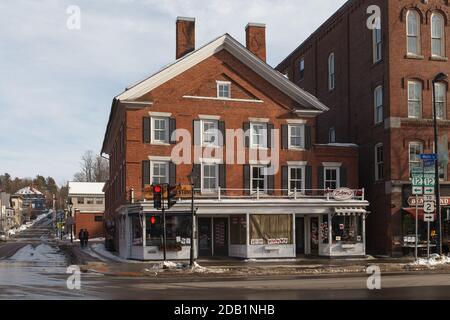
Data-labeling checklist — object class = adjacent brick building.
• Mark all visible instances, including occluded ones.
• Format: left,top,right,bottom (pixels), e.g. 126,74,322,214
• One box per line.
101,17,368,261
277,0,450,256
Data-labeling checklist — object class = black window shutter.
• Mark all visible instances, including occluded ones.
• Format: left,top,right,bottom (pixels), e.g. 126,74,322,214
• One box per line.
218,121,226,146
143,117,151,144
243,165,250,194
317,166,324,190
193,164,201,189
267,166,275,195
305,165,312,195
305,125,312,150
281,124,288,149
219,164,226,189
142,160,150,189
267,123,274,148
243,122,250,148
169,118,176,144
169,162,176,185
193,120,201,146
340,166,347,188
281,166,288,195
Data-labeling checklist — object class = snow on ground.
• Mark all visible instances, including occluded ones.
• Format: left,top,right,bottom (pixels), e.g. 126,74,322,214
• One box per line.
412,254,450,266
90,243,132,263
7,213,50,237
9,244,67,263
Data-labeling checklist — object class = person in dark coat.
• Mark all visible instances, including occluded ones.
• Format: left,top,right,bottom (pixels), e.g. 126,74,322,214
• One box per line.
78,229,85,248
84,229,90,247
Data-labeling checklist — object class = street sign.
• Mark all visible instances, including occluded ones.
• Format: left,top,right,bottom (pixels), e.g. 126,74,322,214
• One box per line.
424,195,436,201
424,214,435,222
423,201,435,213
423,174,435,187
420,154,437,161
424,187,435,195
412,186,423,195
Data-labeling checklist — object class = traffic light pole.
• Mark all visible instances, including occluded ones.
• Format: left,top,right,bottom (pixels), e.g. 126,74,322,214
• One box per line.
162,185,167,262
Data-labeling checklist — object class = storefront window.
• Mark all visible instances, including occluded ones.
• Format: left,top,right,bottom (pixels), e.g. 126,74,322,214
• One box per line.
321,215,329,244
131,215,143,246
230,215,246,245
146,214,192,247
249,214,293,245
332,215,363,244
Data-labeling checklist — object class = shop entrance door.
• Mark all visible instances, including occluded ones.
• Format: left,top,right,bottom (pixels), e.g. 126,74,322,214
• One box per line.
310,217,319,255
295,217,305,255
213,218,229,256
198,218,212,257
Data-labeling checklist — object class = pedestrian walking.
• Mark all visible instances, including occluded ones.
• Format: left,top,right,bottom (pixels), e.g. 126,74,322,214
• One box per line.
84,229,90,247
78,229,85,248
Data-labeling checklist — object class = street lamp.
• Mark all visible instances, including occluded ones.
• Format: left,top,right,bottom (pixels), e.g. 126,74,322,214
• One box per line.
68,198,73,243
432,72,448,256
187,169,198,267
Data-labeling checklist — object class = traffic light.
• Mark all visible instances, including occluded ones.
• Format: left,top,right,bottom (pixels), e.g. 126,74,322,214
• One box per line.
149,216,156,225
153,185,162,209
168,185,177,209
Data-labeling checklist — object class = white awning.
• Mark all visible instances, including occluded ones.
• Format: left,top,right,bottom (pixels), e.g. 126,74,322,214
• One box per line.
334,207,367,216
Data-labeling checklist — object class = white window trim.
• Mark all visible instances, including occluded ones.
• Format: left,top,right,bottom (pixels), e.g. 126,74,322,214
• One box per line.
434,82,447,120
406,10,421,56
148,111,172,117
216,80,231,99
407,80,422,119
374,85,383,124
373,27,382,63
250,165,268,194
431,12,445,58
374,143,384,181
198,114,221,120
323,166,340,190
288,165,306,194
200,163,219,193
150,116,169,145
148,156,172,162
288,124,305,150
250,122,268,149
200,119,219,147
150,161,169,185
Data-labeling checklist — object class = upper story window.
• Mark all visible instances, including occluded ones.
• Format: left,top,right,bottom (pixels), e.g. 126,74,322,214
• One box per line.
288,166,305,194
202,163,218,192
77,197,84,205
288,124,305,149
299,58,305,79
324,166,340,190
151,161,169,185
95,198,104,205
217,81,231,99
201,120,219,146
406,10,421,55
251,166,267,193
409,141,423,178
434,82,447,120
250,122,268,149
328,127,336,143
328,52,335,91
408,80,422,119
431,13,445,58
86,198,94,205
373,27,382,63
374,85,383,124
151,117,169,144
375,143,384,181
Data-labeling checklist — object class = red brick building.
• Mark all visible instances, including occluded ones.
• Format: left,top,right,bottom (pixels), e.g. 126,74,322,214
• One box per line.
101,17,368,261
277,0,450,256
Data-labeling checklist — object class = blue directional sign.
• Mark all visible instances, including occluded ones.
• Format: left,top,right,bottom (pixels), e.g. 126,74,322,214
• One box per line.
423,160,435,167
420,154,437,161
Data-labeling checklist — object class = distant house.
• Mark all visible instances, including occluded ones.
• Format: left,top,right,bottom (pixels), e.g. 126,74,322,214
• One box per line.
11,186,46,221
0,192,15,232
68,182,105,239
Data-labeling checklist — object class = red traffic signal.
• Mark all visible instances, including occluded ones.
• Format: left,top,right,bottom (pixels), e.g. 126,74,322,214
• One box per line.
150,216,156,225
153,185,162,193
153,185,162,209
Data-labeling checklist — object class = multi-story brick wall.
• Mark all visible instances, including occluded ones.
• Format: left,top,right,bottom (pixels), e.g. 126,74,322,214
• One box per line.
277,0,450,255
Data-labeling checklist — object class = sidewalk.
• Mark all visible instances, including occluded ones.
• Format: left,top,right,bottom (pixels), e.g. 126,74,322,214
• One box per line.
57,240,450,279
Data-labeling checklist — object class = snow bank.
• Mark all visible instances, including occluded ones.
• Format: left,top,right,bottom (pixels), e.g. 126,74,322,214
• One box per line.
9,244,66,263
90,243,129,263
412,254,450,266
7,213,50,237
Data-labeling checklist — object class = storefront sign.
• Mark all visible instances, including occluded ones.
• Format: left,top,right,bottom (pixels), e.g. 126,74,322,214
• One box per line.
267,238,288,245
250,239,264,245
331,188,354,201
143,184,193,200
408,196,450,206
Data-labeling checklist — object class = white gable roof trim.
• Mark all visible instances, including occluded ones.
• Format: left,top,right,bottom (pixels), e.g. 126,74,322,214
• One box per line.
115,34,328,113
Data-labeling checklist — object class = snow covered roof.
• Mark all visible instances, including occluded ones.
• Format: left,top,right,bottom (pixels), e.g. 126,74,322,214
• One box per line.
14,186,43,196
68,182,105,196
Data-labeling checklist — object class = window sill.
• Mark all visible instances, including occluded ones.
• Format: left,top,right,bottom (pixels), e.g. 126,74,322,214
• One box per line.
151,142,170,146
288,147,306,152
430,56,448,62
405,53,424,60
250,147,269,151
201,144,221,148
371,59,383,67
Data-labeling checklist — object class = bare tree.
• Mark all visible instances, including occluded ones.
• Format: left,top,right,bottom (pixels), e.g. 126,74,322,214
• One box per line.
94,155,109,182
81,150,95,182
73,150,109,182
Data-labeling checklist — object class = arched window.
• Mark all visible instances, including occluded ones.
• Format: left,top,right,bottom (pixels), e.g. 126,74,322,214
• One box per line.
406,10,421,55
328,52,335,91
431,13,445,57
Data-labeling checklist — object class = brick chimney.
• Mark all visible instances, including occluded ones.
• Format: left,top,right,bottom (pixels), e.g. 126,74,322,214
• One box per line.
176,17,195,59
245,23,266,62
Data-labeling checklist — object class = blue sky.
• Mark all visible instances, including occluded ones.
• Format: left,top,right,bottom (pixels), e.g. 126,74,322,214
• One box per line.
0,0,347,186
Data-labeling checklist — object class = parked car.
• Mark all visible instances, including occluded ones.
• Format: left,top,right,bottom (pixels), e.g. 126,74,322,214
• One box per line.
0,232,7,242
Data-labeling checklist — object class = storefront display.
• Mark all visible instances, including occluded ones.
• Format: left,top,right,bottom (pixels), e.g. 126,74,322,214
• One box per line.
249,214,293,245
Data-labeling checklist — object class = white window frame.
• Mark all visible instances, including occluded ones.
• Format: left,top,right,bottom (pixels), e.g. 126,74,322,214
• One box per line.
373,27,382,63
250,122,268,149
408,80,422,119
434,82,447,120
288,124,305,150
288,166,305,194
431,12,445,58
406,10,421,56
201,119,219,147
375,143,384,181
217,81,231,99
299,58,305,79
150,161,169,185
374,85,383,124
151,117,169,144
328,52,335,91
409,141,423,178
201,163,219,193
328,127,336,143
323,166,340,190
250,165,267,194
